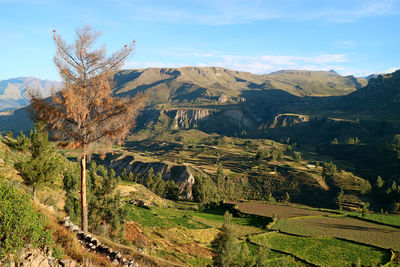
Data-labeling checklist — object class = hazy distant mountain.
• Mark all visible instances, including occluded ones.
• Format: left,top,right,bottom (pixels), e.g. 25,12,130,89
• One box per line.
0,77,60,111
364,74,381,80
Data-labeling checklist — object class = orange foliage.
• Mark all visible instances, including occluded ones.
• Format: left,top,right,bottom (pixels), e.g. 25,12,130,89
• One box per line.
29,25,146,156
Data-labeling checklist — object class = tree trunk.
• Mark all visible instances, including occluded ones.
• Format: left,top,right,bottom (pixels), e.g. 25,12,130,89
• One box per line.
81,154,88,233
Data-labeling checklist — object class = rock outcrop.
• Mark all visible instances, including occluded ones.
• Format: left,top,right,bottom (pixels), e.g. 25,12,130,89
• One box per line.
108,159,196,200
262,113,310,128
165,108,214,129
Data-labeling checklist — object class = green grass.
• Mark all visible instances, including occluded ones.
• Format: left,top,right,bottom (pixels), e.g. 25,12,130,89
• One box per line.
193,208,268,228
346,212,400,228
274,215,400,250
127,205,209,229
128,205,268,230
250,232,390,266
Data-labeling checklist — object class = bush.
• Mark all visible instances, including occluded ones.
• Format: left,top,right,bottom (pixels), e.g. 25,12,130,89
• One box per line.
0,175,53,260
63,162,128,239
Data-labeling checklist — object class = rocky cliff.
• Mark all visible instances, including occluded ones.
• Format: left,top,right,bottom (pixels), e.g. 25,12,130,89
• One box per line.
265,113,310,128
108,156,195,200
165,108,214,129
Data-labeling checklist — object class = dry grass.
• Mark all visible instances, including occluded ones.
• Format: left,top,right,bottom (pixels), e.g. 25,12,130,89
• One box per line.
34,202,112,266
95,234,184,267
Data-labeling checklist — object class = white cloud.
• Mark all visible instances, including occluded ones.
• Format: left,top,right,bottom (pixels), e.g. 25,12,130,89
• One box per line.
380,67,400,74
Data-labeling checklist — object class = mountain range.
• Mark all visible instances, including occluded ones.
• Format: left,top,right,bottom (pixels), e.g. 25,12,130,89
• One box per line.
0,77,60,111
0,67,399,135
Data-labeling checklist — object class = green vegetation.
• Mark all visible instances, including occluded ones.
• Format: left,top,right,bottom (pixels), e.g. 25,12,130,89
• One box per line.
0,175,53,260
64,161,128,239
250,232,389,267
274,215,400,250
15,123,62,198
211,211,237,266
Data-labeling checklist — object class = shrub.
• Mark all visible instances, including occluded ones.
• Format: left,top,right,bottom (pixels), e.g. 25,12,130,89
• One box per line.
322,162,337,177
0,175,53,260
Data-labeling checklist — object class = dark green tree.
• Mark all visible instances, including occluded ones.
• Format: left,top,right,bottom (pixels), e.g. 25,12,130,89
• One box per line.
164,180,180,200
16,122,62,198
322,162,337,177
376,176,385,189
63,162,127,238
293,151,302,162
143,167,155,189
192,174,221,209
153,172,166,196
211,211,238,267
235,242,255,267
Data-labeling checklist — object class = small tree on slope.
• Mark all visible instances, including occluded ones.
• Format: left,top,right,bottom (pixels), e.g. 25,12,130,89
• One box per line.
16,122,62,198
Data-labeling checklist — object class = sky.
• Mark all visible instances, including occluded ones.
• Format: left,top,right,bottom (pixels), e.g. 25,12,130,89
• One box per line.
0,0,399,81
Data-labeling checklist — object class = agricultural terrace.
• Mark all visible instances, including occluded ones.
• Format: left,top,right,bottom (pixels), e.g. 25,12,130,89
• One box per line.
250,232,390,267
274,215,400,250
235,202,332,218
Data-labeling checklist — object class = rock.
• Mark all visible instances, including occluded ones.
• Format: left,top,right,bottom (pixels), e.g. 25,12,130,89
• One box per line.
112,259,119,265
70,224,79,232
83,234,92,243
77,231,85,239
90,237,100,246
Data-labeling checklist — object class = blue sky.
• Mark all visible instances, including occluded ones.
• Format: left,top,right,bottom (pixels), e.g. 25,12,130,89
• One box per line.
1,0,399,81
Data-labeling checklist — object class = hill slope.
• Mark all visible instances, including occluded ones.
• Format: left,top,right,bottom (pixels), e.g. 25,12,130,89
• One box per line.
114,67,367,105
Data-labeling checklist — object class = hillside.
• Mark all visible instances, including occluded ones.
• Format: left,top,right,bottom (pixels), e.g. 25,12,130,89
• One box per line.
338,70,400,120
114,67,367,105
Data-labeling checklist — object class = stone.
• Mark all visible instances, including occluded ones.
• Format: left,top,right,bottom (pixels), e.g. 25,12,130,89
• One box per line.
84,234,92,241
70,225,79,232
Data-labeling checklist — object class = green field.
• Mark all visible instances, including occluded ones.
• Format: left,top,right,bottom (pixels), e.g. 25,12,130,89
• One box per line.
274,215,400,250
250,232,390,267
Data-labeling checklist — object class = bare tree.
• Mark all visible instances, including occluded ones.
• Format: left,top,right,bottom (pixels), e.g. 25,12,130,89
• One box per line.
29,26,146,232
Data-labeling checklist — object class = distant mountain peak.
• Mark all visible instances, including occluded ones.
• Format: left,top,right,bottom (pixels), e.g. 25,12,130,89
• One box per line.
0,77,60,111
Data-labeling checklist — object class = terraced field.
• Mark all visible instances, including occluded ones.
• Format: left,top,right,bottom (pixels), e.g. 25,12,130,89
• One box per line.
250,232,390,267
274,215,400,250
235,202,332,218
233,202,400,265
